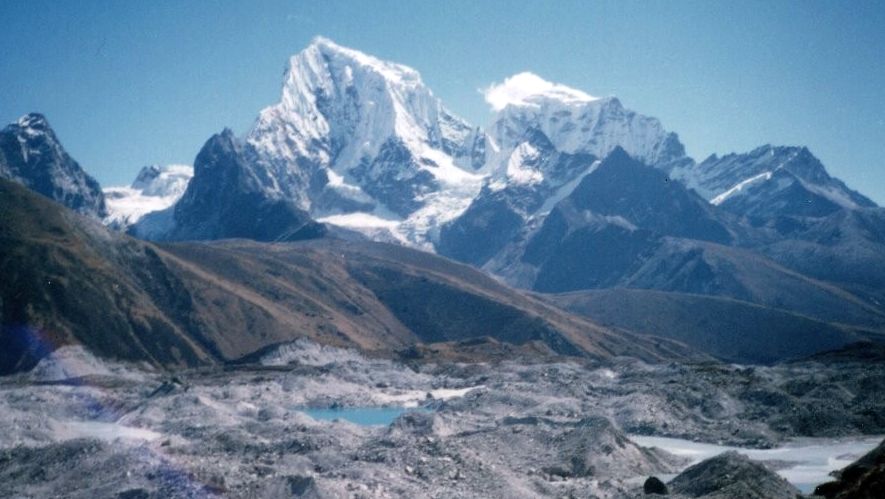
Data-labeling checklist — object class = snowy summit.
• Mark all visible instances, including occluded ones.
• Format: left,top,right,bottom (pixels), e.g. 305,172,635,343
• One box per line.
244,36,487,247
104,164,193,229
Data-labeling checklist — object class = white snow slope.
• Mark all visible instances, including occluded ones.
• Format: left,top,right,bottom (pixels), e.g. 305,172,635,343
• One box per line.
104,164,193,229
246,37,485,249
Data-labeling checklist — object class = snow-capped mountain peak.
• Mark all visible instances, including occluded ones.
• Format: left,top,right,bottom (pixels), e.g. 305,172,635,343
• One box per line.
250,37,474,169
485,74,686,172
671,144,877,219
244,37,486,247
307,36,423,87
16,112,51,133
103,164,193,229
130,164,193,197
0,113,108,219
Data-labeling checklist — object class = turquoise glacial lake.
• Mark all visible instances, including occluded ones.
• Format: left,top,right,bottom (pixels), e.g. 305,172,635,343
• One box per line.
298,407,430,426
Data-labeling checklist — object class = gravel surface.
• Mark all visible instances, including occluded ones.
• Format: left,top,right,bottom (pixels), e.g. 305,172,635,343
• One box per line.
1,343,883,498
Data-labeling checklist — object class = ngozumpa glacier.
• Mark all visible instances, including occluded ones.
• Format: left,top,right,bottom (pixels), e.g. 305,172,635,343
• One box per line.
1,37,885,499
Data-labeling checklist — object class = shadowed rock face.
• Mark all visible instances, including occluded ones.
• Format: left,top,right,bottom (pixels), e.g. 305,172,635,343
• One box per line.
350,138,439,218
548,289,865,365
0,113,107,219
159,129,326,242
815,439,885,499
436,188,529,266
644,476,668,494
668,451,800,499
0,176,698,375
755,207,885,306
564,148,733,245
437,128,599,267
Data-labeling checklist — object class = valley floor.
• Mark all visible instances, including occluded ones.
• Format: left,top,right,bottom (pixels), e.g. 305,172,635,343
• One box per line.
1,341,883,498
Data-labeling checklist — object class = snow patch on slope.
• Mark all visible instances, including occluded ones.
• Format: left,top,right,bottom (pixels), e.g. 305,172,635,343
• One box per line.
104,165,192,228
630,435,883,493
801,179,863,210
534,159,602,216
505,142,544,186
27,346,150,383
711,171,773,206
51,421,162,443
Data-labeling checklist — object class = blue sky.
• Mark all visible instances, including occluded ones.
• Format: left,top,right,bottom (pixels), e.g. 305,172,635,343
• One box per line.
2,0,884,203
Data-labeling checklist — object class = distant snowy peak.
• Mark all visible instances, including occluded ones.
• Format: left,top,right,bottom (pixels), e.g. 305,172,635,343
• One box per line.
486,73,686,171
673,145,876,217
475,74,687,234
103,164,193,229
131,164,193,196
245,37,486,247
249,36,480,170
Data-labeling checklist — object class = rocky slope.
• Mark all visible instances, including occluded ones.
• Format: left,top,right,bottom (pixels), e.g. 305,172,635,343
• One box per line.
1,341,883,498
1,177,694,375
0,177,209,375
753,206,885,306
815,438,885,498
0,113,107,218
468,149,885,334
547,289,867,364
666,451,801,498
447,147,733,286
671,145,876,221
134,129,326,242
667,145,885,308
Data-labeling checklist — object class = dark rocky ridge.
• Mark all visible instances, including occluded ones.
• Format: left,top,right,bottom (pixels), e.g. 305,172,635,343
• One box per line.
151,129,325,242
691,145,876,221
0,177,696,375
548,288,867,364
815,438,885,499
0,113,107,218
564,147,733,245
438,128,598,267
754,207,885,306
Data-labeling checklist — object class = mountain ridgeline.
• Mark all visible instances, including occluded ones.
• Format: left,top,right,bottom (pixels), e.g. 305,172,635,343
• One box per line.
0,113,107,218
1,176,703,374
3,37,885,369
136,129,326,242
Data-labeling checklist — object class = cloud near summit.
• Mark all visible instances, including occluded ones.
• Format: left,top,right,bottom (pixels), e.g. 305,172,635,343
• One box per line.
481,72,598,112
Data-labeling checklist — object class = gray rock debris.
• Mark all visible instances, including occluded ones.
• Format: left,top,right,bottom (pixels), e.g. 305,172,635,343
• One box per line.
667,451,800,499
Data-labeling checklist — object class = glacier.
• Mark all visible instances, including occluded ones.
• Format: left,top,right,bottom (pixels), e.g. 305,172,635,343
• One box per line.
104,164,193,229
